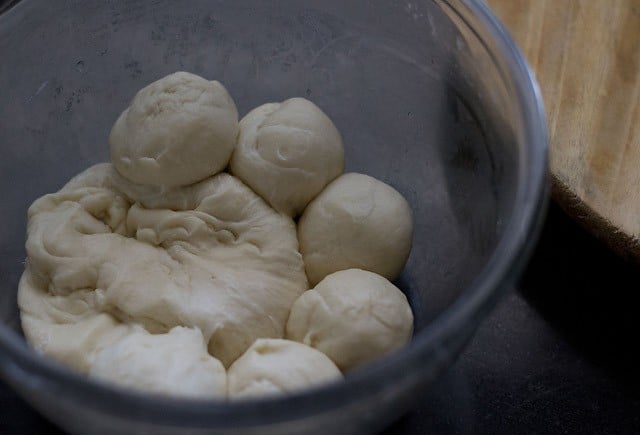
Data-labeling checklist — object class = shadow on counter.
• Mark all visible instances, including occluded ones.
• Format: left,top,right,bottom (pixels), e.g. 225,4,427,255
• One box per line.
518,200,640,389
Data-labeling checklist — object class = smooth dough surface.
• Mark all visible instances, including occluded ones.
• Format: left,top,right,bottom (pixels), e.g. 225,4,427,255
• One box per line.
109,71,238,187
90,326,227,398
286,269,413,371
227,338,342,399
230,98,344,216
18,163,308,371
298,173,413,285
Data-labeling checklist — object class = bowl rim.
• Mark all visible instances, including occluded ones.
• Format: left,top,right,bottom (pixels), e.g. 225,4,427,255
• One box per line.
0,0,548,428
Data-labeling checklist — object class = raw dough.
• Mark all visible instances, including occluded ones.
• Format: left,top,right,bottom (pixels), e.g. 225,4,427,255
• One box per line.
286,269,414,371
90,326,227,398
109,72,238,187
227,338,342,399
18,73,416,398
19,270,130,373
18,164,308,370
298,173,413,285
230,98,344,216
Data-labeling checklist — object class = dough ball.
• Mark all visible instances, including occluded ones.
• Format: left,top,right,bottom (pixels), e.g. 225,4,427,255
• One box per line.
109,71,238,187
286,269,413,371
230,98,344,216
298,173,413,285
90,326,227,398
227,338,342,399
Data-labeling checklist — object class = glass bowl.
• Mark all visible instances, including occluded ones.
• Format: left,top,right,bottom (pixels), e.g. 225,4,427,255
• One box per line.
0,0,547,434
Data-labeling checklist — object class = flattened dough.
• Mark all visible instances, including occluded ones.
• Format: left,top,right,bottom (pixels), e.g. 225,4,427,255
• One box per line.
19,164,308,370
19,271,130,373
227,338,342,399
230,98,344,216
109,72,238,187
298,173,413,285
286,269,414,371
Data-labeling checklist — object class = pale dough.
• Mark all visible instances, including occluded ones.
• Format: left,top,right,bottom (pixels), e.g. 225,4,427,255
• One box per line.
19,270,130,373
18,73,417,398
18,164,308,370
230,98,344,216
286,269,414,371
109,72,238,187
90,326,227,398
298,173,413,285
227,338,342,399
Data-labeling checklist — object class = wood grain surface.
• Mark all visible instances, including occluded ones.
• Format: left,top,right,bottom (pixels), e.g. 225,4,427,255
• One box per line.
487,0,640,259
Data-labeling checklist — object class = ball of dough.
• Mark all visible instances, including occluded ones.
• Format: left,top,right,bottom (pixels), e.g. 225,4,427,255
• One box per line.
298,173,413,285
90,326,227,398
109,71,238,187
230,98,344,216
227,338,342,399
286,269,413,371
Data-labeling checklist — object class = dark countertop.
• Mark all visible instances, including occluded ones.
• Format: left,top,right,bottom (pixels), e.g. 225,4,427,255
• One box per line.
2,202,640,434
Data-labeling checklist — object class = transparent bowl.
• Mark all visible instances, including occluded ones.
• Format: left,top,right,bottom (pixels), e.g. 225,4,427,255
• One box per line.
0,1,547,434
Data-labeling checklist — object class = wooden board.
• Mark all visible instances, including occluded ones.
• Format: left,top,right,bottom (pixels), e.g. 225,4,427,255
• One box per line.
486,0,640,259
